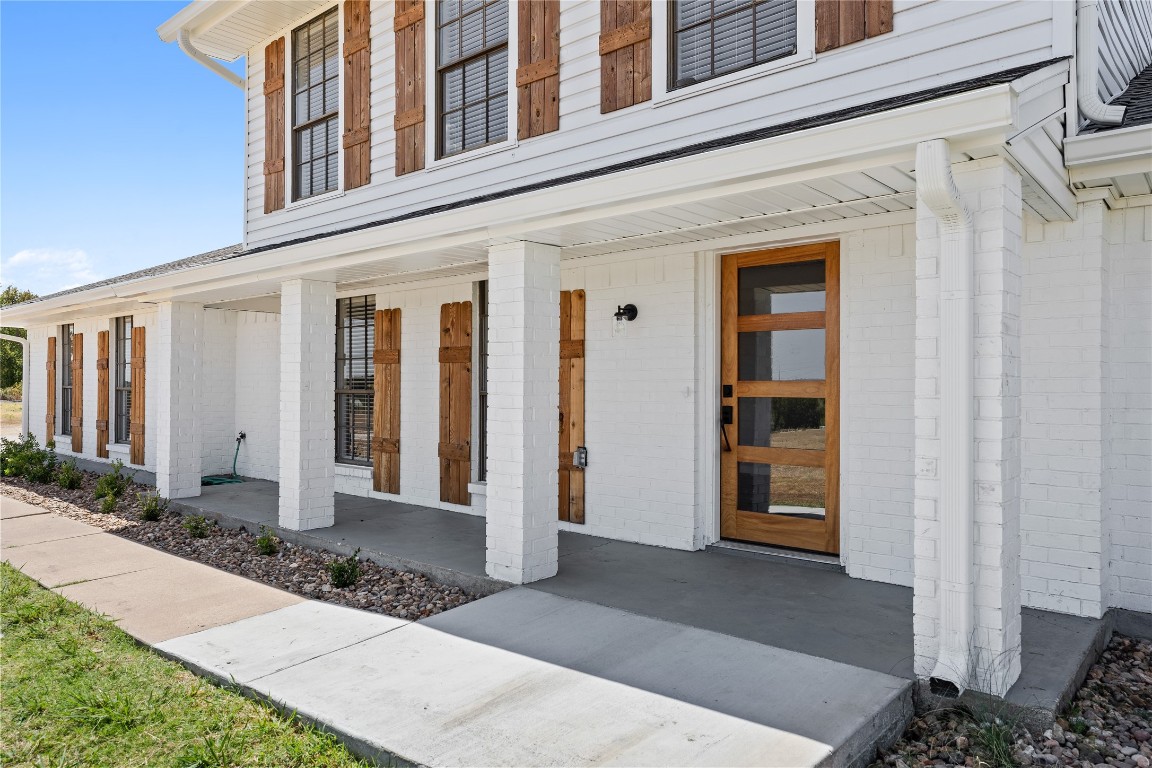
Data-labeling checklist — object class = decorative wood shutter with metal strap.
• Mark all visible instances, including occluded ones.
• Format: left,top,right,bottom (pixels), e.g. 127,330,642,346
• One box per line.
343,0,372,189
372,308,401,493
96,330,109,458
816,0,892,52
264,37,286,213
517,0,560,139
559,290,586,524
70,333,84,453
394,1,425,175
129,327,146,466
438,302,471,505
45,337,56,442
599,0,651,114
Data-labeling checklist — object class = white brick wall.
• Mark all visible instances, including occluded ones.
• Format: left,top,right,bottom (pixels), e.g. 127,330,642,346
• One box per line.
913,157,1023,693
201,309,237,476
559,252,698,550
233,311,281,481
155,302,204,499
843,225,917,586
278,280,336,530
1020,202,1109,617
1105,205,1152,612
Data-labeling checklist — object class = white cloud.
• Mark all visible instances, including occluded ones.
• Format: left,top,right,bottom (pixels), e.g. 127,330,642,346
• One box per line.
1,248,103,295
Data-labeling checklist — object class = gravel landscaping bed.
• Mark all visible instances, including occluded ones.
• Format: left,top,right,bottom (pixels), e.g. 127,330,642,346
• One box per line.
873,634,1152,768
1,472,478,620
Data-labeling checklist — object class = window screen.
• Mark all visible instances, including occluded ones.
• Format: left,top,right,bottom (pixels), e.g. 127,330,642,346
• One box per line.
437,0,509,158
60,324,74,436
114,316,132,444
671,0,797,90
336,296,375,465
293,8,340,200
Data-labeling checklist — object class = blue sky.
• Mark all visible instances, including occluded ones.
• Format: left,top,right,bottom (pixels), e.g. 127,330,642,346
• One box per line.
1,0,246,297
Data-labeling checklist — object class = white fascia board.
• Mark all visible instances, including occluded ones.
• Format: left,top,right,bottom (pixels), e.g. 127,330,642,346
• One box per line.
1065,124,1152,167
157,1,244,43
6,83,1021,325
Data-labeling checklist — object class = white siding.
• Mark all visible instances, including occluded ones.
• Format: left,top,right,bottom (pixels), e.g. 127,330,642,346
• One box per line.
244,0,1059,248
1097,0,1152,103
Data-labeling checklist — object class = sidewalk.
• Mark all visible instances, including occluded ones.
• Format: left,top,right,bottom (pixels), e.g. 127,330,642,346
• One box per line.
2,498,913,768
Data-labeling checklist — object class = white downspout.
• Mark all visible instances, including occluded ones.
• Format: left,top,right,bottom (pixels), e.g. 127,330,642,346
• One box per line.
1077,0,1126,125
177,29,245,90
0,333,31,437
916,139,975,693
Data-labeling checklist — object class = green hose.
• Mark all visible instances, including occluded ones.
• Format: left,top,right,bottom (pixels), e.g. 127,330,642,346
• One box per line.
202,433,245,486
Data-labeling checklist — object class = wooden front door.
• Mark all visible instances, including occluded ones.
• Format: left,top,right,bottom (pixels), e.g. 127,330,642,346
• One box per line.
720,242,840,553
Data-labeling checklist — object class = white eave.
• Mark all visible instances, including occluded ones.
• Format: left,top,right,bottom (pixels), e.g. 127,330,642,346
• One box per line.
1065,124,1152,203
157,0,327,62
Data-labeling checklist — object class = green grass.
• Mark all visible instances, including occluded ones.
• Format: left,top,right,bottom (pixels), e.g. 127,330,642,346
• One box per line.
0,400,21,427
0,562,374,767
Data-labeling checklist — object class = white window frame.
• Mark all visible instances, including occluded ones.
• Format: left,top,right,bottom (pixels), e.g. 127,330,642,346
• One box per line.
424,0,519,171
282,1,345,211
652,0,816,107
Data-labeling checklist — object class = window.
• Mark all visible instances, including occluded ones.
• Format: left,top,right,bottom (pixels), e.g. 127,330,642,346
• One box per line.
670,0,797,90
59,324,74,436
336,296,375,465
437,0,509,158
292,7,340,201
475,281,488,482
114,316,133,444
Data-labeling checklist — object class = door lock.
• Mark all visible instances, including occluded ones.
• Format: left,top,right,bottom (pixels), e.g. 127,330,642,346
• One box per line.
722,405,733,424
722,384,733,398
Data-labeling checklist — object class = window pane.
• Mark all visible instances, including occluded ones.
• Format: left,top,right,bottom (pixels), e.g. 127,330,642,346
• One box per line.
737,463,826,517
738,260,825,315
672,0,797,89
738,329,825,380
737,397,825,448
292,7,339,200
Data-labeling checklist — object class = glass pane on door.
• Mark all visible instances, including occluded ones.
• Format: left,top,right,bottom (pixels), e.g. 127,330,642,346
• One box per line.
738,259,825,315
738,329,825,380
737,462,826,518
737,397,825,448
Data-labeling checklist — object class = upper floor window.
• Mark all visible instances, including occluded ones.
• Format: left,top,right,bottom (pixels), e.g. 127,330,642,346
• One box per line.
670,0,797,90
114,316,132,444
336,295,375,465
59,324,74,436
292,7,340,200
437,0,509,158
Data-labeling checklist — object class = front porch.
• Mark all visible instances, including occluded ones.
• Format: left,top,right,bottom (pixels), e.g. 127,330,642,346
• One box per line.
173,478,1107,720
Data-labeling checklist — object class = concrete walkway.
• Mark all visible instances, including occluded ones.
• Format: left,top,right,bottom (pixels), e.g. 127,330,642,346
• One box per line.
1,498,913,767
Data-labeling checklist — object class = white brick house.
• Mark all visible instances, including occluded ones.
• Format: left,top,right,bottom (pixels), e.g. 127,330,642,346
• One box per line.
4,0,1150,698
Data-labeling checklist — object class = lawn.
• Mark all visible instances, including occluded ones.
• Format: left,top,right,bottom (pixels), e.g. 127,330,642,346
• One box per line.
0,562,373,767
1,400,21,427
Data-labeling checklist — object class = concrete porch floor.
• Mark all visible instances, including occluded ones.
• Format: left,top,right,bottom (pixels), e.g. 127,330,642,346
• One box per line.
172,479,1107,721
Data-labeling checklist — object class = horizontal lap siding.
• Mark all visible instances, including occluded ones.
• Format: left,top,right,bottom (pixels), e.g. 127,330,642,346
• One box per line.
245,1,1057,247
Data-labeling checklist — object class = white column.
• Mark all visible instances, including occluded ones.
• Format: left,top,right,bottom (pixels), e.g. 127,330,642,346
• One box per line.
914,156,1023,696
155,302,204,499
278,279,337,530
485,241,561,584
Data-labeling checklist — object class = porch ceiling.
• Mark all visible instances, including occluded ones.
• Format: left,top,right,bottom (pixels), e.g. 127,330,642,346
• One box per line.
158,1,327,62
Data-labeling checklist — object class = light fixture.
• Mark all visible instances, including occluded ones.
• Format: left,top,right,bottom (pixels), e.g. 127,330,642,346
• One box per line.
613,304,638,322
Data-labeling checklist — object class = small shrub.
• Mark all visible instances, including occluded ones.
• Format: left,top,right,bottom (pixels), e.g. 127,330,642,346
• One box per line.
326,548,362,589
255,526,279,556
183,515,211,539
0,433,57,482
93,459,134,501
100,495,117,514
137,493,169,522
57,459,83,490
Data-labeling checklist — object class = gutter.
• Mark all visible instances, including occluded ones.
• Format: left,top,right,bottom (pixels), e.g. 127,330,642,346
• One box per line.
916,138,975,694
1076,0,1125,125
177,29,244,89
0,333,31,437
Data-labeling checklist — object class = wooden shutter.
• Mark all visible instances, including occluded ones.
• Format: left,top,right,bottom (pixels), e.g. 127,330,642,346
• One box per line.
372,308,401,493
599,0,651,114
129,327,146,466
343,0,372,189
394,1,425,175
45,337,56,442
70,333,84,453
439,302,472,505
264,37,287,213
559,290,586,524
816,0,892,52
517,0,560,139
96,330,109,458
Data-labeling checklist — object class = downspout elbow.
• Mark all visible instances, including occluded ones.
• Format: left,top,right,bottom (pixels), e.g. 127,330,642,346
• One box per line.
177,29,245,90
916,139,975,694
1077,0,1126,126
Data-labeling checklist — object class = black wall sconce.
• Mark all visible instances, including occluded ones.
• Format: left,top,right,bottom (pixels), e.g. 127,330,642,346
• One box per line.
614,304,638,322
